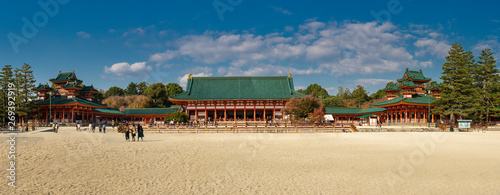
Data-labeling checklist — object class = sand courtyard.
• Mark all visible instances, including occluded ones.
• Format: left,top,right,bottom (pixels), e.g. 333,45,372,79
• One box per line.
1,127,499,194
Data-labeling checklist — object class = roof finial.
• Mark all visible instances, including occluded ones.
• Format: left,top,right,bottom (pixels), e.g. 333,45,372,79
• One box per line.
288,73,292,78
59,70,61,73
188,74,193,79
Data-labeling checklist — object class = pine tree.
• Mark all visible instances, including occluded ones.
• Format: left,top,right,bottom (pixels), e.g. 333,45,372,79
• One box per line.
0,65,14,125
20,63,37,122
433,43,477,125
475,48,500,124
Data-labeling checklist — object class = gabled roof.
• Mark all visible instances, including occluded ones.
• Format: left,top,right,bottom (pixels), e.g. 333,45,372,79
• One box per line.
372,94,435,107
49,70,82,83
94,108,123,115
397,80,420,88
397,68,431,82
81,85,98,92
36,83,53,91
122,108,180,115
426,81,441,90
384,83,400,91
35,95,106,107
170,76,306,101
61,81,82,89
325,107,386,114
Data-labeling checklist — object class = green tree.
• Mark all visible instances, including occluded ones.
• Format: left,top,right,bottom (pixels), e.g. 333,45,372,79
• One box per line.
351,85,370,107
137,81,148,95
321,96,344,107
165,83,184,97
144,82,169,107
164,111,189,122
337,86,351,99
104,86,124,98
433,43,477,124
125,82,138,95
92,90,104,104
370,89,386,100
0,65,14,125
296,89,306,94
303,84,329,98
475,48,500,124
17,63,37,123
283,94,324,121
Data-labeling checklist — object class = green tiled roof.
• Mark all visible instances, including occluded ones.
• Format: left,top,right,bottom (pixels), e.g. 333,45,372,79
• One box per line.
426,81,440,90
50,70,80,82
372,94,435,106
397,68,431,81
122,108,180,115
94,108,123,115
61,81,82,89
36,83,52,91
36,96,107,107
325,107,386,114
384,83,400,91
93,107,181,115
170,76,306,100
397,80,419,88
81,85,98,92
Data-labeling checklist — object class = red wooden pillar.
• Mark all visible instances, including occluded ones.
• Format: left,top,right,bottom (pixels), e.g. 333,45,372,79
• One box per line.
204,102,207,121
224,102,227,121
263,102,266,121
253,101,256,121
233,101,236,121
243,101,246,121
214,102,217,121
195,102,198,121
273,102,276,121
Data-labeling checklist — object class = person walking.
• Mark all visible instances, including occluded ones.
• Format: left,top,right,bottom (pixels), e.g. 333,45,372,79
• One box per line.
55,123,59,133
103,124,106,133
124,123,130,141
99,123,102,133
112,120,115,130
131,125,136,141
88,123,92,133
137,124,144,141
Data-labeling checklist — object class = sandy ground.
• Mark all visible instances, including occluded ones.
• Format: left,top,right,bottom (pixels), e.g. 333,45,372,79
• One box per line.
1,127,499,194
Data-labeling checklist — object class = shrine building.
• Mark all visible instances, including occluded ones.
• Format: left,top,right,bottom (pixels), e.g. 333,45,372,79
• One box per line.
169,74,306,122
324,68,442,125
33,71,179,124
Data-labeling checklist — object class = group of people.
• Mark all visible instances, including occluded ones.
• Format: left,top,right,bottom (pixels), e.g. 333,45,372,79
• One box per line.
84,122,107,133
121,123,144,142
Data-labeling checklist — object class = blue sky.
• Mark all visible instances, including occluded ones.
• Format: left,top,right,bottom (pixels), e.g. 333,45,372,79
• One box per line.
1,0,499,95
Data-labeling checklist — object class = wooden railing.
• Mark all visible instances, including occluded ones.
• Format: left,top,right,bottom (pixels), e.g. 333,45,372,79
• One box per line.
131,122,357,133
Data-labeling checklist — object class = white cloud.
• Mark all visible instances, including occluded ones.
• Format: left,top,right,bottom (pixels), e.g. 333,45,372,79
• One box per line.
149,50,178,63
76,31,91,39
473,38,500,59
177,73,213,88
145,20,446,77
354,79,393,86
104,62,152,78
414,38,450,58
284,26,294,32
271,6,292,15
218,64,322,76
